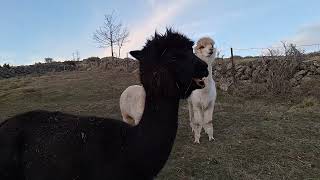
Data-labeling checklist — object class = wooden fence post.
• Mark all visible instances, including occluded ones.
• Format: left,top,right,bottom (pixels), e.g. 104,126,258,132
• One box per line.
230,47,237,85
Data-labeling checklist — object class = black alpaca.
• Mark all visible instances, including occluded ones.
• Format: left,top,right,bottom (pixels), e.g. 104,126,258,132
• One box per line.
0,29,208,180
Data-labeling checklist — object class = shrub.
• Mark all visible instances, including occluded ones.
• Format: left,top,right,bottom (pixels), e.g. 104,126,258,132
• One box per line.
44,57,53,63
83,57,101,62
265,43,304,95
3,63,11,69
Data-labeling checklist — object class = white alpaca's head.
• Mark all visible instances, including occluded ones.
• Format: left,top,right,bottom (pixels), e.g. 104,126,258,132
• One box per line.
194,37,216,63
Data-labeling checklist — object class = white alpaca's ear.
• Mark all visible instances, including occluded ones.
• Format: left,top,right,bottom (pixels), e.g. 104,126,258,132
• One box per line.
130,50,143,61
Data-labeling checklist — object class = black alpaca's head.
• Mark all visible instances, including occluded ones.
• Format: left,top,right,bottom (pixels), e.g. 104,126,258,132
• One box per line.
130,29,208,99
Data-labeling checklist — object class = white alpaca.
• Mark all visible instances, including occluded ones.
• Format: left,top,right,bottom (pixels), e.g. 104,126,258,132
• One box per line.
188,37,217,143
120,85,145,125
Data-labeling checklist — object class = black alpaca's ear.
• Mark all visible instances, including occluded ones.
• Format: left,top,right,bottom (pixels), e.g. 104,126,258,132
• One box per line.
130,50,143,61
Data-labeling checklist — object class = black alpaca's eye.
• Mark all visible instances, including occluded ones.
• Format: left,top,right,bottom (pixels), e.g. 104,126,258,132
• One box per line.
199,46,204,49
171,57,177,61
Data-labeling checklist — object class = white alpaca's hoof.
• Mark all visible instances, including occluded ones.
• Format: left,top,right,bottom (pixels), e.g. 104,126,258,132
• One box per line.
190,125,195,132
194,139,200,144
209,137,215,141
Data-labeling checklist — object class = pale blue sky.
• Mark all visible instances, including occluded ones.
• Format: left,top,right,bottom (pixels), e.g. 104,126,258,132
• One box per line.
1,0,320,65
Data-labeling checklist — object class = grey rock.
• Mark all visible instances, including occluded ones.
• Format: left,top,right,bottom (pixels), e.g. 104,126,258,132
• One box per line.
301,76,313,83
227,63,233,70
244,67,253,76
289,78,299,87
218,77,233,91
295,70,308,76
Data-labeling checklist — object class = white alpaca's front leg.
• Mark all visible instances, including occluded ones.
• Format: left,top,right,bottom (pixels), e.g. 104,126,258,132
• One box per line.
192,104,203,143
188,100,195,132
203,103,215,141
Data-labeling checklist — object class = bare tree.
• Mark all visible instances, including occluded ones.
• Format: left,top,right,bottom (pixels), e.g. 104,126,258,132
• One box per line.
93,12,129,59
117,28,129,58
76,50,80,61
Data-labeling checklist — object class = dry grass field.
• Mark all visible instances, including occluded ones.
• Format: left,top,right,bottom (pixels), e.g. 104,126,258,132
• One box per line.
0,70,319,179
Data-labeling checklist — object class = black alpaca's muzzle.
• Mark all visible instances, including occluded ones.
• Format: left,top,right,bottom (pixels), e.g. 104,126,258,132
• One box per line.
193,55,209,79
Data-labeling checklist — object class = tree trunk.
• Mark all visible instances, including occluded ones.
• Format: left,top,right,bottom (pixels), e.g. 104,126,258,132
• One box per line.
111,41,114,60
110,31,114,60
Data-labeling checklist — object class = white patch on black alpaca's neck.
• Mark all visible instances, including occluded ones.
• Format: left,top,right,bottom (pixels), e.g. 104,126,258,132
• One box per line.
183,79,193,97
160,48,167,57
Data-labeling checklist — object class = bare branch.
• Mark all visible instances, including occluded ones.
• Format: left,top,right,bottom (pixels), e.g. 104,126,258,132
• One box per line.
117,27,130,57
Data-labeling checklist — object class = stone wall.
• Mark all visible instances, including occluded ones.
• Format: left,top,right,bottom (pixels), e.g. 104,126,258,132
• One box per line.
212,57,320,91
0,58,139,79
2,56,319,90
78,57,138,72
0,61,77,79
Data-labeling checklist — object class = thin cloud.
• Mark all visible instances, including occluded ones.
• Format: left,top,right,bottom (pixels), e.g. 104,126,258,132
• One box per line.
146,0,156,8
0,52,16,65
121,0,194,57
178,21,207,34
287,22,320,45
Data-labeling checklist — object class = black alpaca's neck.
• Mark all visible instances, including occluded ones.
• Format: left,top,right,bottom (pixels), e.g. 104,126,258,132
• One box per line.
129,94,180,177
139,95,180,127
135,94,180,147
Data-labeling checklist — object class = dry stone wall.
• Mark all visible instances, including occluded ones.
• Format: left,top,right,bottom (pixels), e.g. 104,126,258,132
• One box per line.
1,57,319,90
212,58,320,91
0,61,77,79
0,58,139,79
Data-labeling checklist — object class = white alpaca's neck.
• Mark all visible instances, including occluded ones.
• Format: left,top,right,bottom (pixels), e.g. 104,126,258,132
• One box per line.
207,63,213,78
199,56,214,89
